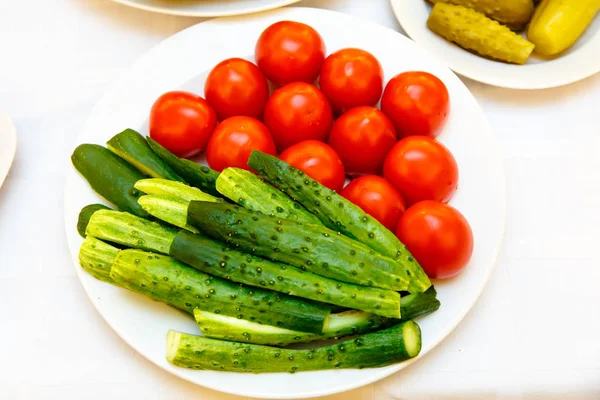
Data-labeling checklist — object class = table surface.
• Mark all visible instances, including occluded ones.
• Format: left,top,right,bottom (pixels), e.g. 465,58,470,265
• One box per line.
1,1,599,399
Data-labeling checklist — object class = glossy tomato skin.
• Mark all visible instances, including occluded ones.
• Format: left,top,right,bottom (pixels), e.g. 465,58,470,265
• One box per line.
383,136,458,205
204,58,269,121
396,201,473,279
319,48,383,114
280,140,345,192
149,91,217,158
264,82,333,150
328,106,397,176
381,71,450,139
255,21,325,86
341,175,406,231
206,116,276,172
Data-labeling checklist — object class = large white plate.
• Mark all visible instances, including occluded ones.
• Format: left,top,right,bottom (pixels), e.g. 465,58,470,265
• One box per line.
64,7,506,399
0,109,17,190
391,0,600,89
110,0,301,17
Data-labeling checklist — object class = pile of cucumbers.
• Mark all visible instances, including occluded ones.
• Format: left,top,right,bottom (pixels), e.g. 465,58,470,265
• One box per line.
72,129,440,373
426,0,600,64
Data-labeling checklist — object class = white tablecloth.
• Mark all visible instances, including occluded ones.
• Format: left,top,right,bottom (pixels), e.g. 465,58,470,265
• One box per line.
1,1,599,399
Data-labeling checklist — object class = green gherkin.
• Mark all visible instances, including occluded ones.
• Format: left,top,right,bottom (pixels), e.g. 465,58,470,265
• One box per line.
78,236,120,284
429,0,535,31
186,201,410,291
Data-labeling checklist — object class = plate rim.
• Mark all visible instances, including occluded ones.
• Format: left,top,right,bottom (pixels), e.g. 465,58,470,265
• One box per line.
389,0,600,90
0,108,17,190
109,0,302,17
64,6,507,398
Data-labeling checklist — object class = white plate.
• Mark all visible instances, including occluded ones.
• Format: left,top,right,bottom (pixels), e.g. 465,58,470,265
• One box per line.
0,109,17,190
64,7,506,399
390,0,600,89
110,0,301,17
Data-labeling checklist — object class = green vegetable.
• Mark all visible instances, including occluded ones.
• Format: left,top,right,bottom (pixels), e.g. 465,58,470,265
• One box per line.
86,209,178,255
427,3,535,65
166,320,421,372
195,292,439,346
147,137,221,197
171,230,401,318
138,195,199,233
429,0,535,31
107,129,183,181
110,249,330,333
247,151,431,293
78,236,121,284
216,168,322,225
77,204,111,238
135,178,220,203
187,201,410,291
71,144,149,217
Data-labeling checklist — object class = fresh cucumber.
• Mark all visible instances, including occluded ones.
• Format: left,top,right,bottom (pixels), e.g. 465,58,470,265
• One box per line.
111,249,330,333
138,195,199,233
187,201,409,291
86,209,178,255
195,292,439,346
147,137,221,197
216,168,322,225
71,144,149,217
77,204,111,238
135,178,220,203
166,320,421,372
248,151,431,293
107,129,183,181
78,236,120,284
171,230,401,318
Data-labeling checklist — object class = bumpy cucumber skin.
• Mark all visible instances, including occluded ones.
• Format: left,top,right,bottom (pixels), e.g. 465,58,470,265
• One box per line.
147,137,221,197
187,201,410,291
77,204,111,238
216,168,322,225
86,210,178,255
427,3,535,65
78,237,120,284
171,231,401,318
430,0,534,31
71,144,149,217
196,292,439,346
138,195,199,233
107,129,184,181
247,152,430,292
135,178,220,203
167,321,421,372
111,249,329,333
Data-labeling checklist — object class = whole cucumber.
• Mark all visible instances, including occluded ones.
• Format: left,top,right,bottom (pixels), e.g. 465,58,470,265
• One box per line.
78,236,120,284
430,0,534,31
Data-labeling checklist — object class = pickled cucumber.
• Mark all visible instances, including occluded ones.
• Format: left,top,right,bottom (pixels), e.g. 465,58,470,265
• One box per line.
427,3,535,65
430,0,535,31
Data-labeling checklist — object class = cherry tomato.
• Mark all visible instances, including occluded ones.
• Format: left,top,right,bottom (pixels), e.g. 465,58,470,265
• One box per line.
206,116,276,172
255,21,325,85
264,82,333,150
280,140,345,192
396,201,473,279
149,91,217,158
381,71,450,138
383,136,458,205
341,175,406,231
319,48,383,114
328,106,397,176
204,58,269,120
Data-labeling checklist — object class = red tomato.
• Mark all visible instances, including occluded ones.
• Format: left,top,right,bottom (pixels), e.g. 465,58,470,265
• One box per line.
341,175,406,231
206,116,276,172
204,58,269,120
328,106,397,176
263,82,333,150
383,136,458,205
396,201,473,279
280,140,345,192
381,71,450,138
149,91,217,158
319,48,383,114
255,21,325,85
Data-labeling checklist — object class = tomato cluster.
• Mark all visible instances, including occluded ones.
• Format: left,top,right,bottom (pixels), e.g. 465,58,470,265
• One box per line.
148,21,473,280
